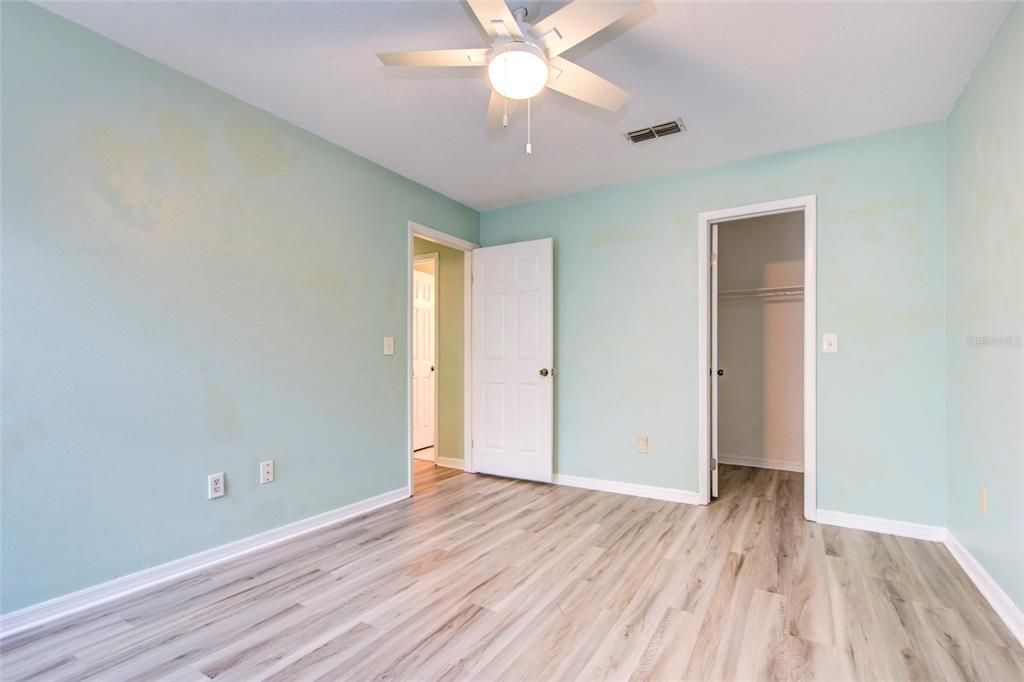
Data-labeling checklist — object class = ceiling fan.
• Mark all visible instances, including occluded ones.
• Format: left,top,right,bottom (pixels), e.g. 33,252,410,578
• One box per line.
377,0,652,154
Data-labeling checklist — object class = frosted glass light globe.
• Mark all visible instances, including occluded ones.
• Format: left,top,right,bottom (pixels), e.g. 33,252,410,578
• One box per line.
488,42,548,100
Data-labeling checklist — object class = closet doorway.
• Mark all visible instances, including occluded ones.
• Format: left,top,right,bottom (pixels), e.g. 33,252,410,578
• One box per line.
698,196,817,520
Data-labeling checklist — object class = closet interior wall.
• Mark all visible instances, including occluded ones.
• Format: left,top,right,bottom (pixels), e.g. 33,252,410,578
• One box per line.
717,212,805,473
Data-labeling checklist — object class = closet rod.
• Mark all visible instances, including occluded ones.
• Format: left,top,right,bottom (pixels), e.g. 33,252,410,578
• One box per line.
719,285,804,300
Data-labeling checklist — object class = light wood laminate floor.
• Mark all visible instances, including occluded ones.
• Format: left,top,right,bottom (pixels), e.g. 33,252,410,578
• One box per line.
2,465,1022,681
413,459,461,494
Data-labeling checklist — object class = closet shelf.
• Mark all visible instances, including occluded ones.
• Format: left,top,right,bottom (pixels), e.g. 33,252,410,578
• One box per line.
719,285,804,300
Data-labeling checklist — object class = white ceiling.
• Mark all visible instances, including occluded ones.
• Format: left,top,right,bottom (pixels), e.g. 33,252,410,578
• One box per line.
43,1,1011,210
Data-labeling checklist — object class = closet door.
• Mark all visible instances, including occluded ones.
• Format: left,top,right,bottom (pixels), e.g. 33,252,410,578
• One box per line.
710,223,720,498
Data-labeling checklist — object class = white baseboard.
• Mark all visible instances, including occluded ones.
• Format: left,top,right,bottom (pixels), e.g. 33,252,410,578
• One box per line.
6,482,1020,653
719,454,803,473
815,509,946,541
553,474,701,505
0,487,410,638
436,457,464,470
944,531,1024,647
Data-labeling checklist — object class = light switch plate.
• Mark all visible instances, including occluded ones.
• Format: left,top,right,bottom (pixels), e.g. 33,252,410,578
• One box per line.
823,333,839,354
637,435,649,454
383,336,394,356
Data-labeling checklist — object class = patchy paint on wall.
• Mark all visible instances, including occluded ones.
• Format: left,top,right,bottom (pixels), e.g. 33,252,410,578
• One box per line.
946,3,1024,611
225,112,296,178
1,3,478,613
154,109,212,181
482,122,948,526
307,268,351,311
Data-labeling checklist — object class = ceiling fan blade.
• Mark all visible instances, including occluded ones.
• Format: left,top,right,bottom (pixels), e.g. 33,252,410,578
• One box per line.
486,90,518,130
466,0,523,42
546,57,630,111
378,48,490,67
529,1,651,57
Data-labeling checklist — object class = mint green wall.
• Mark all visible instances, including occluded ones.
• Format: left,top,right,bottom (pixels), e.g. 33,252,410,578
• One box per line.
482,123,948,524
0,3,478,612
413,238,465,460
946,4,1023,610
6,0,1019,619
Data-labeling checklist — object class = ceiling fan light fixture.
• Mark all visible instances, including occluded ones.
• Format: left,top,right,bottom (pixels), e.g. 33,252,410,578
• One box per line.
488,42,548,100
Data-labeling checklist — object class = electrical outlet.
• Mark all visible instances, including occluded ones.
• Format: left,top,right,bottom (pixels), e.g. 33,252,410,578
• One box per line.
383,336,395,356
260,460,275,485
208,472,225,499
980,486,988,515
637,435,649,454
823,333,839,353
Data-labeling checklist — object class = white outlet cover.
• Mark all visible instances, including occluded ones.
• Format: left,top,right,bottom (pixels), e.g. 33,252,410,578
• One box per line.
383,336,395,356
823,333,839,353
208,472,225,499
260,460,275,484
637,435,649,454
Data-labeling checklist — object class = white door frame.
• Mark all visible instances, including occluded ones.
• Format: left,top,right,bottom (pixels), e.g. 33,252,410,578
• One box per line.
697,195,817,520
413,252,439,456
407,221,477,496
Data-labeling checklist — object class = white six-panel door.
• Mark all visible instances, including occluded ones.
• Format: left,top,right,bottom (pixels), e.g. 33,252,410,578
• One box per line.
472,238,554,483
412,268,436,452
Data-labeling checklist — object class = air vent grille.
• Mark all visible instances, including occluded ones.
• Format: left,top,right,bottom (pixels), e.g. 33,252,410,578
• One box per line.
626,119,686,144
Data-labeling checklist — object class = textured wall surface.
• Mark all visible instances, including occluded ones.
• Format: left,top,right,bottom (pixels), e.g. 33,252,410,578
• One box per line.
413,238,465,461
483,123,948,524
7,0,1021,619
1,3,478,612
945,4,1024,610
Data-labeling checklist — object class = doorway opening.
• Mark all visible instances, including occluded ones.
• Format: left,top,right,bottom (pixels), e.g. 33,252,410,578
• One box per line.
698,196,817,520
408,222,476,495
412,252,439,461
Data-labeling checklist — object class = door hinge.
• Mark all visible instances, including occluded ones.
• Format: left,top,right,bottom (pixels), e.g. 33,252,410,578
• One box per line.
712,457,718,469
711,252,719,267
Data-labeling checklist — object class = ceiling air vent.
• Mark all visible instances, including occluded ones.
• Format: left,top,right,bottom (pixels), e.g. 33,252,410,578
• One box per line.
626,119,686,144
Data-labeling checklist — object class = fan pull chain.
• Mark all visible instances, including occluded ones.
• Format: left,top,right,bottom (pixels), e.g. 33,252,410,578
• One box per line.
526,97,532,155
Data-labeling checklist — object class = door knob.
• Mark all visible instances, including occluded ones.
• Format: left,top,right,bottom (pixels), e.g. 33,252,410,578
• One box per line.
716,369,725,376
539,368,549,377
431,366,435,372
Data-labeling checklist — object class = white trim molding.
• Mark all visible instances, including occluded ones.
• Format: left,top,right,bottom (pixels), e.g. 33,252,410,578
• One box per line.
408,221,478,252
816,513,1023,645
553,474,701,505
944,531,1024,647
697,195,817,520
0,487,409,638
719,454,804,473
407,220,477,495
436,457,465,471
815,509,946,542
